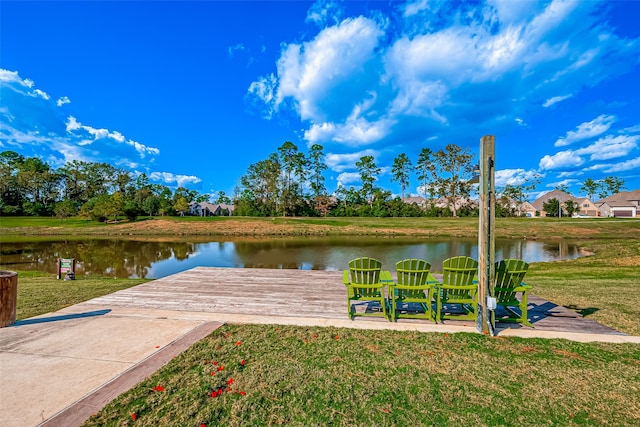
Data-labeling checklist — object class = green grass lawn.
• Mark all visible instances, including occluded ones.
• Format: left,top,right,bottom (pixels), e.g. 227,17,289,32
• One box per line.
14,270,150,320
83,324,640,427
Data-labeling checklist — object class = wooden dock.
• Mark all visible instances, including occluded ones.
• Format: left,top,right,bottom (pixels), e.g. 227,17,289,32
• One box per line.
81,267,627,338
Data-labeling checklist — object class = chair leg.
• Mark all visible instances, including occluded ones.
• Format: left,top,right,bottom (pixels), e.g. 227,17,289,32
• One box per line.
520,292,532,327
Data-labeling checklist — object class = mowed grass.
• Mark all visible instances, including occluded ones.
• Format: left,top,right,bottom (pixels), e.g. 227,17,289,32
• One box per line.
84,324,640,427
14,270,149,320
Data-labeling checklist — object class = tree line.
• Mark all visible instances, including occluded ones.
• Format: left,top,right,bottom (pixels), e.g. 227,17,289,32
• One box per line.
0,147,627,220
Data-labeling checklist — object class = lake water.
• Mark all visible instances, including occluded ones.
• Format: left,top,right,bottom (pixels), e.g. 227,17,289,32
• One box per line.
0,237,588,279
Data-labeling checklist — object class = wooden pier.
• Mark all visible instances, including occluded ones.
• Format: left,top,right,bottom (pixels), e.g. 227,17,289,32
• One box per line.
81,267,627,338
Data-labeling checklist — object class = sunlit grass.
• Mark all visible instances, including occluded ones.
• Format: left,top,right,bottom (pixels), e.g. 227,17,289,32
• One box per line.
83,324,640,427
14,270,149,320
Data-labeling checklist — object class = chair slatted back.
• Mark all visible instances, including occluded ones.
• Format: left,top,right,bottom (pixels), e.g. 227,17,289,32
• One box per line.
348,257,382,297
396,259,431,298
494,259,529,302
442,256,478,299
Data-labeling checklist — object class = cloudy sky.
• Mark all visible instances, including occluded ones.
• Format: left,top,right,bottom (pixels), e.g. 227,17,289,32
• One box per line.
1,0,639,200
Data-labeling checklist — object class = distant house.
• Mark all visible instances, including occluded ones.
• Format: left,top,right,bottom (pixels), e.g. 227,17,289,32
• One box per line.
520,201,537,217
576,198,600,217
401,196,427,208
189,202,235,217
595,190,640,217
531,189,579,217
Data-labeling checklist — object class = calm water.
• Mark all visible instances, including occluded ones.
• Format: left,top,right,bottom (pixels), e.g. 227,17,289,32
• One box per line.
0,237,588,279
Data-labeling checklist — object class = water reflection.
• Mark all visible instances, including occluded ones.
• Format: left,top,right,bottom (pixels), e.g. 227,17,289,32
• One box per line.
0,237,587,279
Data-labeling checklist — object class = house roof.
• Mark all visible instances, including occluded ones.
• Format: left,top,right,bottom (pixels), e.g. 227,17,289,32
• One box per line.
402,196,426,204
531,190,578,211
595,189,640,206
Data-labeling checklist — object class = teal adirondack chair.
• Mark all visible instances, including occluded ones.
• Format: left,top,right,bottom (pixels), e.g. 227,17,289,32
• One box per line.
435,256,478,322
389,259,436,322
494,259,532,327
343,257,388,320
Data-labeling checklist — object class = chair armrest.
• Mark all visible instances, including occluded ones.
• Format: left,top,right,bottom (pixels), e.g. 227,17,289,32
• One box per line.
343,270,349,285
513,283,532,292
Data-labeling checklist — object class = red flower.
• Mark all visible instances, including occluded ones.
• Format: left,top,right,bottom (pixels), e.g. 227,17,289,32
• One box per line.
217,365,224,371
213,361,218,365
240,391,246,395
200,424,207,427
227,378,234,385
131,413,137,420
313,335,317,339
335,336,340,340
240,359,246,366
235,341,242,346
152,385,165,392
210,371,216,376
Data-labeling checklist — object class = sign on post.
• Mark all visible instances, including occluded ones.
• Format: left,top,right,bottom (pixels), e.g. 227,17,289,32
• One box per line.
57,258,76,280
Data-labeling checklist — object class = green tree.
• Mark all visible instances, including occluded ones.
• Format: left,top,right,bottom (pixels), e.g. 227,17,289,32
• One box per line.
174,196,190,216
580,178,600,200
564,200,580,217
356,155,381,207
599,176,625,199
430,144,474,217
215,191,231,204
54,199,77,220
142,195,160,217
391,153,413,200
308,144,327,198
542,198,561,217
416,148,434,199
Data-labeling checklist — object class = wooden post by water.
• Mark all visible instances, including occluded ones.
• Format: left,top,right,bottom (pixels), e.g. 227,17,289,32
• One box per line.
477,136,496,335
0,271,18,327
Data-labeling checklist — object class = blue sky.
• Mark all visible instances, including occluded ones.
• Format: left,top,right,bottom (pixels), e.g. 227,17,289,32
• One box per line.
1,0,639,201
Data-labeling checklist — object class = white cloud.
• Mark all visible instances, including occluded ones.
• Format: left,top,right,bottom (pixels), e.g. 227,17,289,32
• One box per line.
495,169,541,188
325,149,379,172
539,150,584,170
543,94,572,107
546,178,580,189
402,0,430,18
66,116,81,132
601,156,640,173
149,171,202,187
575,135,638,161
57,96,71,107
250,16,384,122
306,0,343,26
127,139,160,157
555,114,616,147
33,89,50,100
65,115,160,156
0,69,29,86
228,43,245,58
336,172,360,186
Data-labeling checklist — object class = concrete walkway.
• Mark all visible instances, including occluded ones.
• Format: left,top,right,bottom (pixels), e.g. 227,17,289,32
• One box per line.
2,268,639,426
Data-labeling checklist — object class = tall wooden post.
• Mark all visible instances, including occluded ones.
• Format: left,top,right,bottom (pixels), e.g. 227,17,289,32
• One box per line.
0,271,18,327
477,136,496,335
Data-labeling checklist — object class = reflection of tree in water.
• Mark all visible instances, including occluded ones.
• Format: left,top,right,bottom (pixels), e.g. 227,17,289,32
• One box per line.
0,240,197,278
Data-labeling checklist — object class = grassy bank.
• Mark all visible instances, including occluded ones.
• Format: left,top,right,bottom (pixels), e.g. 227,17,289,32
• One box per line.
2,215,640,239
13,270,149,320
84,324,640,427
